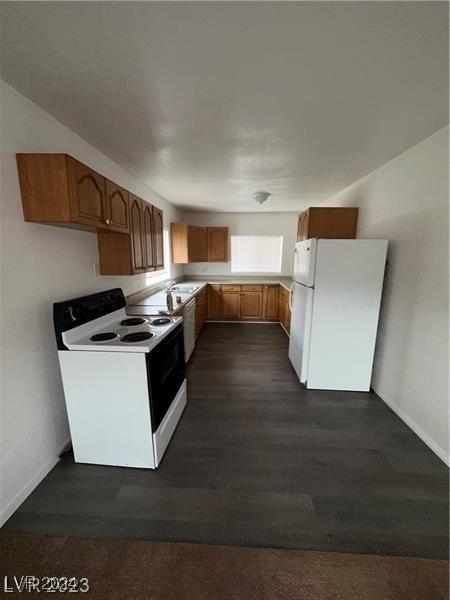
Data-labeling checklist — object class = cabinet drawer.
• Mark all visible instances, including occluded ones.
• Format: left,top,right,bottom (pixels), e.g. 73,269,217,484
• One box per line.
241,285,263,292
221,284,241,292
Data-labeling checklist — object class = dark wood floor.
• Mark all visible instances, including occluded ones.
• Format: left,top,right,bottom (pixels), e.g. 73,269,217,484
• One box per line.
3,324,448,558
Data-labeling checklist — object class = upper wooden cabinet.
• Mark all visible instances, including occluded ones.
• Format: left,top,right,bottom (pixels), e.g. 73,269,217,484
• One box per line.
17,154,130,233
67,158,105,228
105,179,129,232
153,206,164,268
129,195,145,273
98,195,164,275
208,227,228,262
171,223,229,263
142,202,155,271
189,227,208,262
297,207,358,242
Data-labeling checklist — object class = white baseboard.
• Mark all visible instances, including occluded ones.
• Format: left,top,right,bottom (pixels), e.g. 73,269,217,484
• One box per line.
376,390,449,465
0,438,71,528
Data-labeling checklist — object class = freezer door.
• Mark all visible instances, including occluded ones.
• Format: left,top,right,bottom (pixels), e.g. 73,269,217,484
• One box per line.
292,240,317,286
288,282,314,383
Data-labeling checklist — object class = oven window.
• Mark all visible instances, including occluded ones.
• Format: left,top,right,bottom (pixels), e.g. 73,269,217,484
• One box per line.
146,325,185,432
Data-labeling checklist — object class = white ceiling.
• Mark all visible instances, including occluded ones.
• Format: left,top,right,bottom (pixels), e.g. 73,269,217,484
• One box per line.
0,2,448,213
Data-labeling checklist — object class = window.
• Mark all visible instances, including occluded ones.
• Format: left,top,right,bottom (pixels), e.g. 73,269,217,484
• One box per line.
144,228,172,285
231,235,283,273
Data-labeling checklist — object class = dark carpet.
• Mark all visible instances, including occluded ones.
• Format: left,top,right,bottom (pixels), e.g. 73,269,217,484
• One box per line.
1,533,448,599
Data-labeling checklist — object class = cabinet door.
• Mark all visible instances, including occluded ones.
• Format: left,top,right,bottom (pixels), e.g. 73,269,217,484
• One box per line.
129,195,145,273
105,180,129,233
262,285,280,320
188,226,208,262
222,292,241,320
208,227,228,262
195,301,202,339
67,157,106,228
143,202,155,271
241,292,263,320
207,285,222,319
153,206,164,268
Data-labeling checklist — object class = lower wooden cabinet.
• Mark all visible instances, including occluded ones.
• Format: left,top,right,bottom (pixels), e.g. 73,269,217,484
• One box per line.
203,283,291,332
262,285,280,320
195,287,208,338
222,292,241,320
241,291,263,320
207,285,222,319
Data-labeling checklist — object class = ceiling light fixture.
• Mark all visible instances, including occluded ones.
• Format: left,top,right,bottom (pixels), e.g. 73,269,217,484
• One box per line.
253,191,271,205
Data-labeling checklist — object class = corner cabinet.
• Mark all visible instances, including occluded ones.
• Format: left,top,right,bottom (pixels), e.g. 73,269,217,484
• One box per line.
98,195,164,275
171,223,229,263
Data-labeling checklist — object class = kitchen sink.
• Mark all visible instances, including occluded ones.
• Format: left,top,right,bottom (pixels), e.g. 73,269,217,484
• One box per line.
172,286,199,294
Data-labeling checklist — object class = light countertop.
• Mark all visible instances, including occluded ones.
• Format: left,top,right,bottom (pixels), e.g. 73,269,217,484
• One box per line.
126,278,292,316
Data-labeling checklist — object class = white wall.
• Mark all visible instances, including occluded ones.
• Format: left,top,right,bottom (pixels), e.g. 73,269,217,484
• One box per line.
0,80,183,525
182,212,298,277
325,127,449,463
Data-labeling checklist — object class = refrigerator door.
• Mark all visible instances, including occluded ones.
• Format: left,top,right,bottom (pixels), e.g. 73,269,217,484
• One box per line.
288,282,314,383
292,240,317,286
306,239,388,391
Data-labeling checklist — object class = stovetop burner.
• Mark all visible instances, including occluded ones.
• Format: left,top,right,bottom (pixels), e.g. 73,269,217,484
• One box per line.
120,317,148,327
90,332,119,342
152,318,171,326
121,331,154,343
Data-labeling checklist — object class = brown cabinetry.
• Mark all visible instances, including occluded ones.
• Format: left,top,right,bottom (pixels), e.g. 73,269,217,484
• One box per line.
98,195,164,275
17,153,164,276
297,207,358,242
189,227,208,262
241,291,263,320
153,206,164,268
17,154,130,233
195,287,208,338
208,227,228,262
262,285,280,321
171,223,228,263
221,290,241,320
207,285,222,319
129,195,145,273
104,179,129,233
67,158,106,229
203,283,291,334
142,202,155,271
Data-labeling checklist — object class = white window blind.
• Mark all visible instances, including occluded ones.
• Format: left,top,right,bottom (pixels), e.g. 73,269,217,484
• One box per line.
231,235,283,273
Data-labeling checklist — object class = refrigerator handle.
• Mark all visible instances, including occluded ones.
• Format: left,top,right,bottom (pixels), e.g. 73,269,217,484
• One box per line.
291,246,297,276
288,283,294,311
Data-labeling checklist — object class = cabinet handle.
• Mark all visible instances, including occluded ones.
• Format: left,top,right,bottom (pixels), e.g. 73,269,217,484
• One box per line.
105,218,111,225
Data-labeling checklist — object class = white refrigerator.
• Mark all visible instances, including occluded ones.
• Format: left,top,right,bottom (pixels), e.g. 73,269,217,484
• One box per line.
288,239,388,391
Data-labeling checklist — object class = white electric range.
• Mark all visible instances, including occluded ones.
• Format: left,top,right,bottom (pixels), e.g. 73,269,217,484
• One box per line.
53,288,187,469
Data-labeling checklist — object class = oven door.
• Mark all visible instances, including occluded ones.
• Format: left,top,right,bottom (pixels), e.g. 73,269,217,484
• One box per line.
146,324,185,432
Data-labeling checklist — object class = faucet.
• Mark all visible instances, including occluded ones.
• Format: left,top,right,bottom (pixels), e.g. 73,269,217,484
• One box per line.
165,280,175,311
